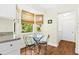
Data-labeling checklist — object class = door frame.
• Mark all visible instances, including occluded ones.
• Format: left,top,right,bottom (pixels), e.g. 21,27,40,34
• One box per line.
57,11,77,42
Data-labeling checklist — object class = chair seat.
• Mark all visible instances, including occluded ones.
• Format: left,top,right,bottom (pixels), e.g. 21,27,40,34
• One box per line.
26,44,35,47
39,41,47,44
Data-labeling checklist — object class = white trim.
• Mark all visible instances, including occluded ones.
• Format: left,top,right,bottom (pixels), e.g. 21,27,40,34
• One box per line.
47,42,59,47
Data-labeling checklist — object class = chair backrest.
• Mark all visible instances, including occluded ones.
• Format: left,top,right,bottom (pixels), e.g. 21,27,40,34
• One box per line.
33,32,44,42
23,34,35,45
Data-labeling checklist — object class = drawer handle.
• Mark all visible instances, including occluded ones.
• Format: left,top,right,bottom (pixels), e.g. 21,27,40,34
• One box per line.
0,53,2,55
10,44,13,47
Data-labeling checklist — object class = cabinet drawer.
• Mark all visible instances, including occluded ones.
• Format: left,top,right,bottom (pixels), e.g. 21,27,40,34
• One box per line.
10,40,21,50
4,49,20,55
0,40,21,55
0,42,13,51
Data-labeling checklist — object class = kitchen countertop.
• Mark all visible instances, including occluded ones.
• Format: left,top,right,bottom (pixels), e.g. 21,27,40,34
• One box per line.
0,38,20,43
0,32,20,43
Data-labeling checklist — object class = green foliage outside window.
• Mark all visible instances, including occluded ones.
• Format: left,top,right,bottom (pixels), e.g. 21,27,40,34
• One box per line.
22,23,33,33
36,24,41,32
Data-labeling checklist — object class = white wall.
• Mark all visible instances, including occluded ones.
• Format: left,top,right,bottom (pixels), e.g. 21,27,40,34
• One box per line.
41,11,58,47
76,5,79,54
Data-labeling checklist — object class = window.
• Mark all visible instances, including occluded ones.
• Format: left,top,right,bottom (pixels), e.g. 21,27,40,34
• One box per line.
21,10,34,33
21,10,44,33
36,15,43,24
36,15,43,32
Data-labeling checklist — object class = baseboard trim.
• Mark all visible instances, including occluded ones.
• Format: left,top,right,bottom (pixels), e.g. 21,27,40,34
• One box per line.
47,42,59,47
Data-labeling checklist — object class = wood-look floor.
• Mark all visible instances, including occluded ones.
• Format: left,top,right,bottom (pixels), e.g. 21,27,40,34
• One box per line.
20,40,78,55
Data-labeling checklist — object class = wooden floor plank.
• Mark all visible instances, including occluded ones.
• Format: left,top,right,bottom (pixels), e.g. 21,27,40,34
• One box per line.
20,40,77,55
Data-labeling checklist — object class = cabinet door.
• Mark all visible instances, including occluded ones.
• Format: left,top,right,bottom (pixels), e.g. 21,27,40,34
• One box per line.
0,40,21,55
4,49,20,55
0,4,16,19
0,4,16,32
0,19,13,32
0,42,12,51
10,40,22,50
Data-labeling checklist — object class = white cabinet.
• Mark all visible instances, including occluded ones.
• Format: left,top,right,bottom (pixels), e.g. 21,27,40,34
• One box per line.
0,4,16,32
0,4,16,19
4,49,20,55
0,19,13,32
0,40,21,55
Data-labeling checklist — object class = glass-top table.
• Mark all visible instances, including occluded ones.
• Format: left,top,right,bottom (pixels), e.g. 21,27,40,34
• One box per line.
23,33,48,55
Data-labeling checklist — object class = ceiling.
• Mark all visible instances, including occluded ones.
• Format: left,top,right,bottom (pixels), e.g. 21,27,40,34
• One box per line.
26,4,78,13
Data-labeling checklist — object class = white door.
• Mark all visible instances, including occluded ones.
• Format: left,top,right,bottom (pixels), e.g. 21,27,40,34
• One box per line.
58,11,76,42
